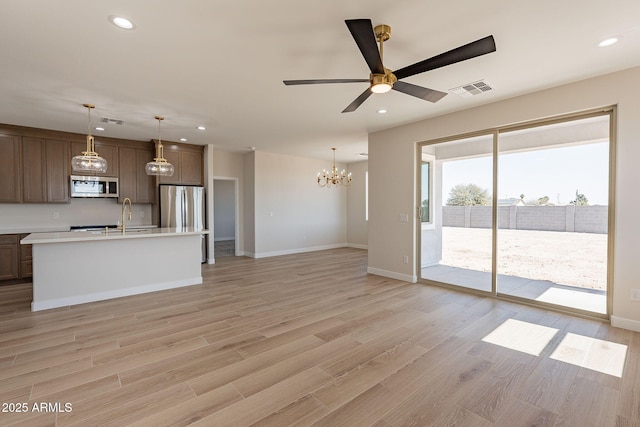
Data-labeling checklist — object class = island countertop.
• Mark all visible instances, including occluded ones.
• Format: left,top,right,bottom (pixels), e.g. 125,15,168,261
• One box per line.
21,227,209,245
25,227,208,311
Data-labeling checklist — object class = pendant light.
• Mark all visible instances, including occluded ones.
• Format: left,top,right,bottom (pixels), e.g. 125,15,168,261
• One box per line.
145,115,174,176
71,104,108,173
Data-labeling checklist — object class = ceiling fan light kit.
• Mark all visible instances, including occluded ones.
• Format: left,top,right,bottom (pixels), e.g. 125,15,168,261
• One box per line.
284,19,496,113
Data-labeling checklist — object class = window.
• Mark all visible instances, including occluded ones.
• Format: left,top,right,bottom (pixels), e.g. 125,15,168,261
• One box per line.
365,171,368,221
420,161,431,223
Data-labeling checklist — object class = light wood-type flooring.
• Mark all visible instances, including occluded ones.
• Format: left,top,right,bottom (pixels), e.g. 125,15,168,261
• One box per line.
0,248,639,426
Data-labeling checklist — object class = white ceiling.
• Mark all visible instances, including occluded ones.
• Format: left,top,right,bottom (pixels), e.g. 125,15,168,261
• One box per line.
1,0,638,163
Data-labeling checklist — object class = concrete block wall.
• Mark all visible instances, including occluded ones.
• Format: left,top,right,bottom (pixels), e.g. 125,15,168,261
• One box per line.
575,205,609,233
442,206,465,227
469,206,492,228
442,205,608,234
516,206,567,232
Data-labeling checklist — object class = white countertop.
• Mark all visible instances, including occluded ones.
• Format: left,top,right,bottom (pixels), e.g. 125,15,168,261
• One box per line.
0,226,71,234
21,227,209,245
0,224,157,235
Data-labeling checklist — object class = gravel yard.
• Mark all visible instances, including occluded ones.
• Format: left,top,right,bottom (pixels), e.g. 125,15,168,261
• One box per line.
441,226,608,290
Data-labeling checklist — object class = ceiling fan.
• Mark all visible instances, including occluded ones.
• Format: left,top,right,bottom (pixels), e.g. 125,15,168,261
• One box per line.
283,19,496,113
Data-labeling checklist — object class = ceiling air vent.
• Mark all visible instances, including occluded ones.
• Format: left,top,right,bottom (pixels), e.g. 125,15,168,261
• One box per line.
449,80,493,98
100,117,125,125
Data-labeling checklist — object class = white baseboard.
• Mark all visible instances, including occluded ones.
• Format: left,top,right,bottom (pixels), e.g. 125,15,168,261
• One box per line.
31,277,203,311
611,315,640,332
367,267,417,283
253,243,347,259
347,243,368,250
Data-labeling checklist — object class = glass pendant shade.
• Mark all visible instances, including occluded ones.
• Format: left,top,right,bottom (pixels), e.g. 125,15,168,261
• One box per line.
145,159,174,176
146,115,174,176
71,104,108,173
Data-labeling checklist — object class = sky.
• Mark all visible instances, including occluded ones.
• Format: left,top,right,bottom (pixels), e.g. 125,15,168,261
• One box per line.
441,142,610,205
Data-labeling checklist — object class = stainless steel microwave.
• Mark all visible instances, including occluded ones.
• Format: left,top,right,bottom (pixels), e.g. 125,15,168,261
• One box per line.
70,175,119,198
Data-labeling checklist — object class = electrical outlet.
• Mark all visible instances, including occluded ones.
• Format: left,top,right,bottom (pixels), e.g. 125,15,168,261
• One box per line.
403,255,409,264
53,212,59,220
140,211,145,218
632,289,640,301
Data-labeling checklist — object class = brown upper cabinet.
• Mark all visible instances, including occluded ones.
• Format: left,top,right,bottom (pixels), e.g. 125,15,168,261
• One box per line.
0,124,204,204
1,134,69,204
158,143,204,185
0,134,22,203
46,139,70,203
21,137,69,203
118,146,155,204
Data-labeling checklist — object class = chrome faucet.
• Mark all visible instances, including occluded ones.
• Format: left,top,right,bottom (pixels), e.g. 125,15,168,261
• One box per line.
120,197,132,233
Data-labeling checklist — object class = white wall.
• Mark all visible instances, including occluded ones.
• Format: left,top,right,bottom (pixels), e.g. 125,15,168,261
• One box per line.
0,198,152,233
346,160,368,249
213,180,235,240
252,151,347,257
243,151,256,255
369,66,640,329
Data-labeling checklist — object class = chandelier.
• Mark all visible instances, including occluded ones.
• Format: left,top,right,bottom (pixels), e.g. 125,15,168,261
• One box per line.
317,148,352,187
145,115,175,176
71,104,108,173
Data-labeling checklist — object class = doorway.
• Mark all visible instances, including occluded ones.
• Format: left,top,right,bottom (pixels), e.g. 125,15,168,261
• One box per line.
213,178,239,258
418,110,614,318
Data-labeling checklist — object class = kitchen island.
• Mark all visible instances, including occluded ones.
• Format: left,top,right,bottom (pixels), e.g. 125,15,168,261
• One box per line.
21,227,209,311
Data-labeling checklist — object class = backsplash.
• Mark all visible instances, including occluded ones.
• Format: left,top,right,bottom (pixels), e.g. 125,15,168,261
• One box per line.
0,199,153,232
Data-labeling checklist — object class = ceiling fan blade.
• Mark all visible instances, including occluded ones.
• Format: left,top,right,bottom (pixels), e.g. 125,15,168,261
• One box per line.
392,81,447,103
345,19,384,74
393,35,496,80
283,79,369,85
342,88,373,113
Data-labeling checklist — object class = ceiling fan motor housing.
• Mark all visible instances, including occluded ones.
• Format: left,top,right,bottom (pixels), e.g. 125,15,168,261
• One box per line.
370,68,397,93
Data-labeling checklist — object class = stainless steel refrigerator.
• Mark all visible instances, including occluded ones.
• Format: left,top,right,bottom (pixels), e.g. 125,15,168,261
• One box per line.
159,184,207,262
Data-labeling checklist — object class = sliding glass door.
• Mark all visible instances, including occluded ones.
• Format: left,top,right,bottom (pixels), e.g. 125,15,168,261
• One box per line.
418,111,613,317
420,133,494,293
496,114,610,314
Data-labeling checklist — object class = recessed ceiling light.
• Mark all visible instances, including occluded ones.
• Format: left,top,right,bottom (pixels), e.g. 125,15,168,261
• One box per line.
179,138,187,142
109,16,135,30
95,127,105,131
377,109,388,114
598,36,620,47
197,126,206,130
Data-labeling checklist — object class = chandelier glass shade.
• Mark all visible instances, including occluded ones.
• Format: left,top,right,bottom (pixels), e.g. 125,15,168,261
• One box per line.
71,104,108,173
146,116,175,177
317,148,352,188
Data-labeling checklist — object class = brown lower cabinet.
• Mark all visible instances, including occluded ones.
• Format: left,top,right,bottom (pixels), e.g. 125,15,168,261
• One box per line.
0,234,32,283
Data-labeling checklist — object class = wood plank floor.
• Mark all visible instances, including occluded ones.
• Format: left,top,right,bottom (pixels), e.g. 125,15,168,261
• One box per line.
0,248,639,426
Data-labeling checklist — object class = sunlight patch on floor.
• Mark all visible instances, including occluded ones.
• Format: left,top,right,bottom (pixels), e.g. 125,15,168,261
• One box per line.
550,333,627,377
482,318,559,356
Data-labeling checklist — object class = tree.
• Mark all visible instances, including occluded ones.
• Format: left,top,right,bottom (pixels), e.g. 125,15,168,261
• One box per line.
421,199,429,222
446,183,490,206
538,196,549,205
570,189,589,206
